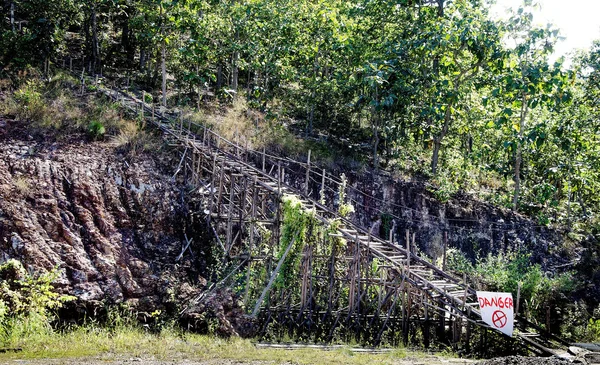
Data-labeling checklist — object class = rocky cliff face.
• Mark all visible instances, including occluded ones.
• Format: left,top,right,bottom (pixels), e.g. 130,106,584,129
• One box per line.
343,173,571,268
0,119,203,312
282,159,572,270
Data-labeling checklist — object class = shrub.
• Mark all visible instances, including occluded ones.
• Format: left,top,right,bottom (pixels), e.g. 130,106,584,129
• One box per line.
12,80,46,122
446,249,576,333
0,260,75,347
110,121,156,155
87,120,106,140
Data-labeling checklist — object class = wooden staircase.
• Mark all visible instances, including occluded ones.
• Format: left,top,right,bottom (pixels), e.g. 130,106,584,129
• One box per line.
69,64,572,357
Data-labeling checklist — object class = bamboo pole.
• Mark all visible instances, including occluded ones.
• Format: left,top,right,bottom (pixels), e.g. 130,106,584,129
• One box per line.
251,235,298,317
305,149,311,195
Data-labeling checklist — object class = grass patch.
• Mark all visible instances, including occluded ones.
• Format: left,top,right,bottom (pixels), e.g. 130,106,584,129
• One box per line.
0,325,435,365
0,71,155,146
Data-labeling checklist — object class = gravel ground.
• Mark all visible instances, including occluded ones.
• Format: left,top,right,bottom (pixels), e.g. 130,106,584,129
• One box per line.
3,355,595,365
1,355,479,365
478,356,577,365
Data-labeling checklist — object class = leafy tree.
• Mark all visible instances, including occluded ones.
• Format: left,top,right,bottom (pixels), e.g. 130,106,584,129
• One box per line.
492,3,570,210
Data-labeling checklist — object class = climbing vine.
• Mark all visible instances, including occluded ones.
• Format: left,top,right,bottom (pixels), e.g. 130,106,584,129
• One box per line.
275,195,319,291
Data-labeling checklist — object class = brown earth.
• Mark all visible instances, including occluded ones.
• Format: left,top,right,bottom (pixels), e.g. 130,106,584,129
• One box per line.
0,117,246,335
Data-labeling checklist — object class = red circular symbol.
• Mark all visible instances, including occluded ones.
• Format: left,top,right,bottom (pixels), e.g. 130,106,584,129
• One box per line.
492,310,508,328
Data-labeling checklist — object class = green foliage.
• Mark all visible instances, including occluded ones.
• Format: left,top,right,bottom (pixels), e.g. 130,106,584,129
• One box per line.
275,195,319,290
337,174,354,218
447,249,576,330
0,259,75,347
87,120,106,140
12,80,45,121
587,318,600,341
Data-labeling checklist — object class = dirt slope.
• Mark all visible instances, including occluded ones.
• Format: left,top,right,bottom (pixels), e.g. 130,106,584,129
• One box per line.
0,118,198,310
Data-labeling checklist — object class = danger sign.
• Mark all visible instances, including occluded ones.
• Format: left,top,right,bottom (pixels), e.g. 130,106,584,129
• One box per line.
476,291,514,337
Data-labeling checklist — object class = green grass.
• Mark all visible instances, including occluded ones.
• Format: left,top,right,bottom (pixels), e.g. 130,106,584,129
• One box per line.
0,325,440,364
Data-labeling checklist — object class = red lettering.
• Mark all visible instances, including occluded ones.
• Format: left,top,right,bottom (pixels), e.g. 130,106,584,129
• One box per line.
490,297,498,307
478,295,514,309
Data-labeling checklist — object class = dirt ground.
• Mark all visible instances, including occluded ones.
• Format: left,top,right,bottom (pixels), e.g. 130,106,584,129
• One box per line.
1,357,478,365
2,355,588,365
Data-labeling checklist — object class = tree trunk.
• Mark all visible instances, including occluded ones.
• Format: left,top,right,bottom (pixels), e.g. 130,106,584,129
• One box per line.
513,92,528,210
140,49,146,70
232,29,239,92
373,125,380,169
91,3,99,73
216,64,223,90
10,1,15,32
431,138,441,175
232,52,239,91
372,86,380,169
430,103,452,175
121,18,135,65
161,39,167,107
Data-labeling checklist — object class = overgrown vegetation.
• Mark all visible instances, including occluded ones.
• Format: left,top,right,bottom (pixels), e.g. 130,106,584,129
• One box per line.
2,0,600,352
0,71,157,154
0,261,420,363
446,248,600,341
0,259,75,348
0,325,423,364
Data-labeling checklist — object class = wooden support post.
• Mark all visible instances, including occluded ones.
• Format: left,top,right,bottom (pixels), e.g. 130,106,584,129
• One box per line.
207,154,217,226
300,243,310,309
516,281,521,316
179,111,183,134
244,177,259,304
402,287,409,345
355,232,361,317
465,304,472,353
348,234,359,317
438,297,446,342
216,156,225,219
320,169,326,204
69,57,73,71
463,273,469,310
262,146,266,172
141,91,146,119
238,176,248,248
443,231,448,271
226,172,235,252
196,149,203,184
405,230,410,270
305,149,311,195
424,296,430,348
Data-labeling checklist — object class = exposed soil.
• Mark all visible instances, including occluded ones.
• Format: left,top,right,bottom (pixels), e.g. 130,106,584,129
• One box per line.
0,117,246,334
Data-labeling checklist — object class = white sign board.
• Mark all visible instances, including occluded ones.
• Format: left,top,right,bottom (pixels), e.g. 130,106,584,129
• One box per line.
476,291,514,337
